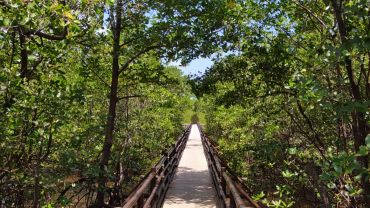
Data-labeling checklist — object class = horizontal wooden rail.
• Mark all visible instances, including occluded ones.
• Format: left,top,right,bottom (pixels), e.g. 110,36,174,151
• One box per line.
198,124,264,208
122,125,191,208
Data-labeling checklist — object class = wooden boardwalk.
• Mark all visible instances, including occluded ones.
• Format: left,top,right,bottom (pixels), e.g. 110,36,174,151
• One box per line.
162,124,217,208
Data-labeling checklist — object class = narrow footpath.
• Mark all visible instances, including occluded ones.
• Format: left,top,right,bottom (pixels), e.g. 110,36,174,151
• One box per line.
162,124,217,208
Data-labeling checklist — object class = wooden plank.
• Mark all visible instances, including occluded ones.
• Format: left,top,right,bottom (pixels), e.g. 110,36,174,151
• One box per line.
163,125,217,208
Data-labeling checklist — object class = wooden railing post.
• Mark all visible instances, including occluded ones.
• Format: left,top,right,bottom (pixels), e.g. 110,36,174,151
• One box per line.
171,144,175,156
123,125,191,208
219,166,227,207
163,152,169,170
197,125,262,208
150,167,157,190
221,167,226,196
137,194,144,208
124,125,263,208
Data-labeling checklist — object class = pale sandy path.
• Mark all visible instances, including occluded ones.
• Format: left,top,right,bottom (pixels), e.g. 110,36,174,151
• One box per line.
162,124,217,208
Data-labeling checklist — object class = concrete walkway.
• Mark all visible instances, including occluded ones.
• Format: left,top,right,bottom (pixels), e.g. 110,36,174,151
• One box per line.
162,124,217,208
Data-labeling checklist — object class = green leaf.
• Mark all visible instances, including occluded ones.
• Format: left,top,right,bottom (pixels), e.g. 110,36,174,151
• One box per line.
333,165,342,174
356,146,368,157
252,191,265,200
64,11,74,20
288,147,297,155
366,134,370,148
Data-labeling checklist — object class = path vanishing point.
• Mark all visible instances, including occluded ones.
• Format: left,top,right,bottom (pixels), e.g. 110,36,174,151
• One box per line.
162,124,217,208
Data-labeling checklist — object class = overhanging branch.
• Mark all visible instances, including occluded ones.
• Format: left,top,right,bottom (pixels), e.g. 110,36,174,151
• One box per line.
117,95,143,100
23,26,68,40
118,45,162,74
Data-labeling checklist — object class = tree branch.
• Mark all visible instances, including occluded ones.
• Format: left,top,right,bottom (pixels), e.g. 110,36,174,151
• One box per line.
40,124,53,162
23,26,68,40
117,95,142,100
293,1,327,29
295,99,326,149
118,45,162,74
119,34,146,48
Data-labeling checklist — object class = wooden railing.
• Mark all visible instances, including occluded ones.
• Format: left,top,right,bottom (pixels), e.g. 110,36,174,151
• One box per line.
122,125,191,208
198,124,264,208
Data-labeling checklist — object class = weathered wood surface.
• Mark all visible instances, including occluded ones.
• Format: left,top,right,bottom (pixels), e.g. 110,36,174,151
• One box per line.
162,124,217,208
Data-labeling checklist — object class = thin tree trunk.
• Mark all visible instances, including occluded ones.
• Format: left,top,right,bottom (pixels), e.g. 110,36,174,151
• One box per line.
19,27,28,79
95,0,122,207
33,147,42,208
305,162,330,207
331,0,370,205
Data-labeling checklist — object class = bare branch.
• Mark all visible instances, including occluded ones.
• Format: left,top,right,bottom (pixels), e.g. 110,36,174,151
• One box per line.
117,95,143,100
293,1,327,29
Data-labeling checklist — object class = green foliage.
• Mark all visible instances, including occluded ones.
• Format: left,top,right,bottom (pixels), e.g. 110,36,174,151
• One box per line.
191,114,199,124
1,0,370,207
0,0,200,206
192,1,370,207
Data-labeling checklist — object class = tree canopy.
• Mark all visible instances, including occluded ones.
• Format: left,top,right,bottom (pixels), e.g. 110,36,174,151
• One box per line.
1,0,369,207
